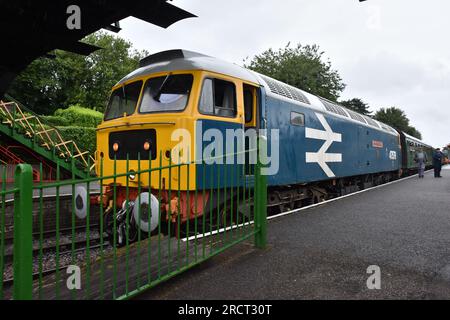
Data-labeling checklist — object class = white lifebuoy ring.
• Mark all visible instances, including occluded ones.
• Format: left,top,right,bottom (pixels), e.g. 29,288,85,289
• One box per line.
74,185,88,219
133,192,159,233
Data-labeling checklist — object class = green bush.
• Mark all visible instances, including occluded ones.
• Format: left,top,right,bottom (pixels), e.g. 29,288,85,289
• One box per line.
41,115,71,127
38,105,102,154
54,104,103,128
57,126,97,154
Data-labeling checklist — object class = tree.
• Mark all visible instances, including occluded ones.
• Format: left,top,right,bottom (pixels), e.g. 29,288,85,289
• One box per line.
340,98,372,116
7,31,148,115
244,43,345,101
374,107,422,140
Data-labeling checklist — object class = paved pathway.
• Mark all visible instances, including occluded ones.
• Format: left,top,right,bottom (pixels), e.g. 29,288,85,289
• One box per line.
139,167,450,299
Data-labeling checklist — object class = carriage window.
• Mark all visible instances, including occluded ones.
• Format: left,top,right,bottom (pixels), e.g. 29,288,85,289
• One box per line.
199,78,237,118
139,74,193,113
291,112,305,126
104,81,143,121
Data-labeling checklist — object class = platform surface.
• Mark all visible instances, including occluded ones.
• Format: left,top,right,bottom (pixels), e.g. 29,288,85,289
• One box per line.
138,166,450,299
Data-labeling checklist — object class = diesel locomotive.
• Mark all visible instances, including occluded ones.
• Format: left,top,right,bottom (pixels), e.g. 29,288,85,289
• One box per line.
87,49,433,243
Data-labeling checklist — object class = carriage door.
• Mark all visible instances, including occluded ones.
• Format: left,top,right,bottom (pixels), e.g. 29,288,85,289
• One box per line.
243,84,258,175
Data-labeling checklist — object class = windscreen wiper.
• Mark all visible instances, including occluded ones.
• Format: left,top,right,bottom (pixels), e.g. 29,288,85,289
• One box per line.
122,85,129,116
153,74,171,102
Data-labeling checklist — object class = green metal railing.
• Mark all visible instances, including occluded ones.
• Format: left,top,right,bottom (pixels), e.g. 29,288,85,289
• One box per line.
1,164,33,300
0,141,267,300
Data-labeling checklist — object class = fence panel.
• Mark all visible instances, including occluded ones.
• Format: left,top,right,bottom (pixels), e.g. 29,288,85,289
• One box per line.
1,164,34,300
1,144,267,300
0,165,12,299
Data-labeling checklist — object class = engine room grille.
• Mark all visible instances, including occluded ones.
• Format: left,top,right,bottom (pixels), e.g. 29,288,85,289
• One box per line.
319,98,348,118
364,115,380,128
333,105,348,117
379,123,388,131
258,74,396,135
380,124,397,134
347,110,367,124
260,75,310,105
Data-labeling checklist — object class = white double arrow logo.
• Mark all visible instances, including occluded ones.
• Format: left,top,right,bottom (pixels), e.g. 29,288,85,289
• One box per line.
305,113,342,178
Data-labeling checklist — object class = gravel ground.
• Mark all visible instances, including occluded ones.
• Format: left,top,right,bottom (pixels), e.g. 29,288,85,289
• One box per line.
2,230,107,282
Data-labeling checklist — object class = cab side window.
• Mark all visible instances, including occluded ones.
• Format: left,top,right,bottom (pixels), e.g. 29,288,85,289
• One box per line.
243,88,253,123
199,79,214,114
199,78,237,118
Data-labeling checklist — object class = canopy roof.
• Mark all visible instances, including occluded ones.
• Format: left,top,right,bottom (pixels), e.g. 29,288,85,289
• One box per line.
0,0,195,98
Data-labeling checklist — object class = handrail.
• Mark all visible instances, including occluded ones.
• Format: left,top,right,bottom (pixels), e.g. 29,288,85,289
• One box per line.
0,96,95,178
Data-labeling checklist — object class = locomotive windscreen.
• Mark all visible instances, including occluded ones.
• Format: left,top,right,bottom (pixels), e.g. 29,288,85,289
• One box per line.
104,81,143,121
139,74,193,113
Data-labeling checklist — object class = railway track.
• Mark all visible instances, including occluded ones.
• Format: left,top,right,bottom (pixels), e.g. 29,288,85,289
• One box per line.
1,192,101,245
2,222,108,290
3,224,100,246
2,243,106,287
3,231,103,264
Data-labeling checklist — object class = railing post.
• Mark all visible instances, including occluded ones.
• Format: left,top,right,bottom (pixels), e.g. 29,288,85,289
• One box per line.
13,164,33,300
255,137,267,249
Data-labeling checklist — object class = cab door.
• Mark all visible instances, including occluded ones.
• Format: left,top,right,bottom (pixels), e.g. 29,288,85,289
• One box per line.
243,84,259,175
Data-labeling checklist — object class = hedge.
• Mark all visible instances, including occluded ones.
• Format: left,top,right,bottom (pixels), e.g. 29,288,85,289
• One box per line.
54,105,103,128
57,126,97,154
41,115,71,127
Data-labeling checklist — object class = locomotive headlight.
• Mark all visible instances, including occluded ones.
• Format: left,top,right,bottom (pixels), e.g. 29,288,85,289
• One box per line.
143,141,151,151
129,170,136,181
113,142,119,152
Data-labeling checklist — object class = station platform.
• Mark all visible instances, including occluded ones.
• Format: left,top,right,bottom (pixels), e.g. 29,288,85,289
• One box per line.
2,182,100,201
138,166,450,299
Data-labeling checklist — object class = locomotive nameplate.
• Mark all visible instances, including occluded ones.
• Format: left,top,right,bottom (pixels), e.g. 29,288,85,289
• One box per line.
372,140,384,149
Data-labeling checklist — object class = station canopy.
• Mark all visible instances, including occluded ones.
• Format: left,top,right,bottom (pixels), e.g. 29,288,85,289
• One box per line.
0,0,196,98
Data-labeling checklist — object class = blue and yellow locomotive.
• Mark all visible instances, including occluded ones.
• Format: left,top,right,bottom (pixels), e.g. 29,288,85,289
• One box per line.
93,49,430,241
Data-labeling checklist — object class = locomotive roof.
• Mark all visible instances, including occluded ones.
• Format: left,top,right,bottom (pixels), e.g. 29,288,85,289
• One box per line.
117,49,399,137
117,49,261,85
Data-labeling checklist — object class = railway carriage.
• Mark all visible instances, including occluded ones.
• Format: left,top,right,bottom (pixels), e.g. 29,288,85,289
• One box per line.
399,132,434,174
91,49,428,243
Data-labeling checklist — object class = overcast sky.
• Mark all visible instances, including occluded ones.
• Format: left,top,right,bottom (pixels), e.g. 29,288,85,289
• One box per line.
116,0,450,147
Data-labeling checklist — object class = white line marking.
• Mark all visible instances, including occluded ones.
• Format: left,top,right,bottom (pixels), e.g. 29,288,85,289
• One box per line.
182,221,255,242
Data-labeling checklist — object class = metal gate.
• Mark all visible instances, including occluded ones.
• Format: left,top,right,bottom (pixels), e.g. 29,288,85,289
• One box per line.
1,142,267,300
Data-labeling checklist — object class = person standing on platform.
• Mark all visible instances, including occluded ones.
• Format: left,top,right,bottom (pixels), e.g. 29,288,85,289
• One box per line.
414,147,427,178
433,148,444,178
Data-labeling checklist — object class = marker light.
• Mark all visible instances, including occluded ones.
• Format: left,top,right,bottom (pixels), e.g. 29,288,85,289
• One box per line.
129,170,136,181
